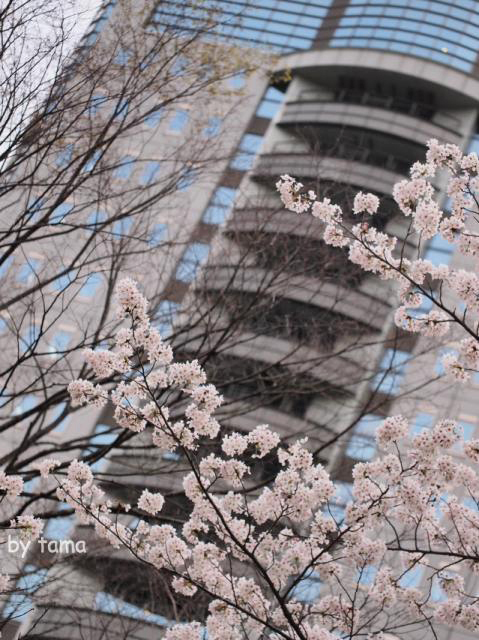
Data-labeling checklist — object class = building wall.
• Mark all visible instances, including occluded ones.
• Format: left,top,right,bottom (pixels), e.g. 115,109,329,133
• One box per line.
3,0,479,637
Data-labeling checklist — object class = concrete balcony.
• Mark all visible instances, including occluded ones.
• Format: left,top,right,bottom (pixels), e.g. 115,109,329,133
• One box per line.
202,265,390,330
228,208,418,255
206,330,367,384
28,604,166,640
254,149,405,195
279,99,462,146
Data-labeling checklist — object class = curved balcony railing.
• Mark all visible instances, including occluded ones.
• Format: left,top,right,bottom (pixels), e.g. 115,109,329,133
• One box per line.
280,100,462,146
253,149,404,194
201,266,390,330
295,89,461,132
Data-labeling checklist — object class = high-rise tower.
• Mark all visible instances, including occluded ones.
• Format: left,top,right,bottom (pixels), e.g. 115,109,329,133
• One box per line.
3,2,479,639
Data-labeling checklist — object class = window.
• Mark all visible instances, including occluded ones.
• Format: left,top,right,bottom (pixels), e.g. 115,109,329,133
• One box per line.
3,565,47,621
203,116,222,137
55,143,74,167
178,167,196,191
87,94,108,116
84,423,117,472
83,149,101,173
169,109,189,132
145,108,163,128
330,2,478,73
50,202,73,224
13,394,37,416
83,31,99,47
48,330,71,357
290,570,322,603
162,451,181,462
327,481,353,523
17,259,40,284
0,255,12,278
21,324,40,353
149,222,167,246
80,273,102,298
230,133,262,170
26,197,45,222
399,565,422,588
114,156,135,180
372,348,410,395
114,97,129,119
89,0,115,35
468,134,479,155
113,216,133,235
50,402,69,433
43,502,74,540
408,293,433,320
424,234,454,265
86,209,107,231
346,414,383,461
140,161,161,185
430,575,448,603
95,592,169,626
357,565,377,586
202,186,236,225
54,270,76,292
175,243,210,283
228,73,245,89
152,0,330,53
171,55,187,76
256,86,284,119
153,300,180,337
410,412,434,437
459,420,475,441
114,48,130,65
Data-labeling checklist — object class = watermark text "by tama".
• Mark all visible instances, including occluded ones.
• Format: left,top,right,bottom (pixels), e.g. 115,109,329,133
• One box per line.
7,536,87,558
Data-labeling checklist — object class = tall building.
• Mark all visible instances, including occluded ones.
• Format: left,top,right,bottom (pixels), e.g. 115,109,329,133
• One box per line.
2,1,479,639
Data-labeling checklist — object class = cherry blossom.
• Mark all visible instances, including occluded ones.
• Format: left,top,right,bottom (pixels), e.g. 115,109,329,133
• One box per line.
51,278,479,638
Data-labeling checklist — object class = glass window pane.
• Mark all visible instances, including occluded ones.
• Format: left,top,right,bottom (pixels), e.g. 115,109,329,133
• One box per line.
170,110,189,132
153,300,180,336
149,222,167,246
80,273,102,297
113,216,133,235
43,502,74,540
86,423,117,472
83,150,101,173
56,143,74,167
459,421,476,441
176,243,210,282
203,186,236,224
114,48,130,65
50,202,73,224
140,161,161,185
49,330,71,355
230,133,262,170
290,570,322,603
203,116,222,137
178,168,196,191
411,412,434,436
346,413,382,460
372,348,409,395
145,108,163,127
17,259,40,283
114,156,135,180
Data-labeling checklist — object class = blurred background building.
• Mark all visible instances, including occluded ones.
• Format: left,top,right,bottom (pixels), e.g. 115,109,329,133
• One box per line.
2,1,479,638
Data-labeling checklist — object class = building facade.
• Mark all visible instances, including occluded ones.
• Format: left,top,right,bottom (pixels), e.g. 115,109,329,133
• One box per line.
2,1,479,638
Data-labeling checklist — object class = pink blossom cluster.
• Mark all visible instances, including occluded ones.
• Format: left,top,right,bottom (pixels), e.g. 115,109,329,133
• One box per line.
277,139,479,375
0,471,24,497
51,280,479,638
